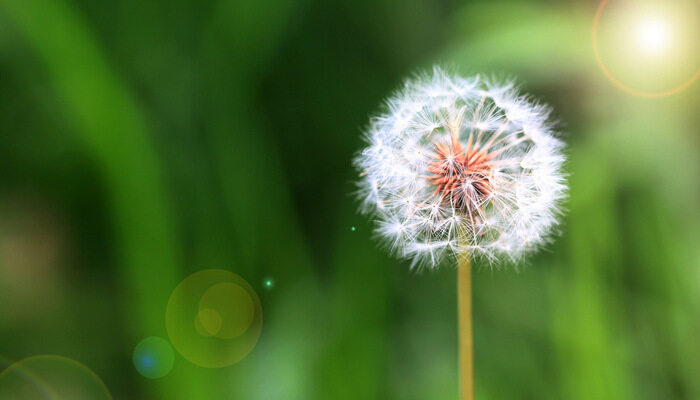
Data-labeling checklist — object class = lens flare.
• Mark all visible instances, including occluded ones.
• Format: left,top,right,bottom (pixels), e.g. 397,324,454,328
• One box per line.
132,337,175,379
592,0,700,97
262,277,275,290
0,355,112,399
166,270,262,368
635,18,670,53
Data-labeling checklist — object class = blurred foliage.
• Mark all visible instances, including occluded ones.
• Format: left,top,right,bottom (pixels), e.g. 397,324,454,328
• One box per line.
0,0,698,399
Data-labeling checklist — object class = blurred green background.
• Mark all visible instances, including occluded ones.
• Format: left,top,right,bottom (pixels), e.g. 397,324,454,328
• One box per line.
0,0,698,398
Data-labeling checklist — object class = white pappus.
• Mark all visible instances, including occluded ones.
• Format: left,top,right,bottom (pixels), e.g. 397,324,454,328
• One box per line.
354,67,567,268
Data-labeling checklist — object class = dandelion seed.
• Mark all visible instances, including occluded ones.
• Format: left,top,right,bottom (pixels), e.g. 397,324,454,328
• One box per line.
354,67,566,269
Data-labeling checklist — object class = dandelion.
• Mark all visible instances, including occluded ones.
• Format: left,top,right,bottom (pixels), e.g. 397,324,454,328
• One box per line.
354,67,567,400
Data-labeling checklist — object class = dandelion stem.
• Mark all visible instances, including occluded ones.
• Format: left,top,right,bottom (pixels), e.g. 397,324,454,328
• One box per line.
458,251,474,400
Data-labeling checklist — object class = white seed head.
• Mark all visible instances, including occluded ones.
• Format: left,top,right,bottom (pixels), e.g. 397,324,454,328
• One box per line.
354,67,567,269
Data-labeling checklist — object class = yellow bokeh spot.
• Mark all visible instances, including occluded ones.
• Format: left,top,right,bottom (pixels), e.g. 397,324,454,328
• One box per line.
195,308,223,336
199,283,254,339
166,270,263,368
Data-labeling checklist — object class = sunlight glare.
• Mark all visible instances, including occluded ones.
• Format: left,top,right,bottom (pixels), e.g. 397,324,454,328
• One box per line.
635,18,670,53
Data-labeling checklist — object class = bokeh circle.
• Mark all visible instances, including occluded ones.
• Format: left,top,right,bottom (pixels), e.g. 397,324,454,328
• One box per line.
132,336,175,379
592,0,700,98
261,276,275,291
0,355,112,399
166,269,262,368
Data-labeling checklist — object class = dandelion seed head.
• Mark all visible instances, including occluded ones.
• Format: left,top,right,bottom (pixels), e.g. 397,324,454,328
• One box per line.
354,67,567,268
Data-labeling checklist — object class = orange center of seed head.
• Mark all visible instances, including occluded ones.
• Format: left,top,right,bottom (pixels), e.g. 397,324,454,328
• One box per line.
427,133,494,214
